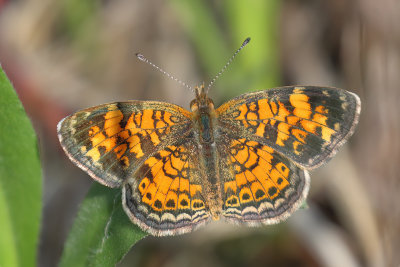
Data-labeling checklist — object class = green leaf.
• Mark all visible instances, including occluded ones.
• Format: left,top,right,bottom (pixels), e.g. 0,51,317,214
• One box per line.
59,183,147,267
0,66,42,267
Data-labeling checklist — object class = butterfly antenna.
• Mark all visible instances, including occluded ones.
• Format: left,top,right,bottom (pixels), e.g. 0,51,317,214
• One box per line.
205,37,251,93
135,53,195,93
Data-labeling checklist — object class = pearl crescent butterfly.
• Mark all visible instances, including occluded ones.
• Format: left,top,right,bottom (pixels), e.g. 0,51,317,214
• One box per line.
57,39,361,236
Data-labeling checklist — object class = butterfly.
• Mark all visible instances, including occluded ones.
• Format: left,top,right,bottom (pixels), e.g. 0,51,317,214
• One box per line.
57,38,361,236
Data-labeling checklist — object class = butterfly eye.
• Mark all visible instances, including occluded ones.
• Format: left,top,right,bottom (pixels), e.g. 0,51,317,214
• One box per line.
190,100,199,112
207,98,215,109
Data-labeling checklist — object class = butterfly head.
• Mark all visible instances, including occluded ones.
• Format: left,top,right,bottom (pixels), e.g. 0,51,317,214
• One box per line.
190,84,215,112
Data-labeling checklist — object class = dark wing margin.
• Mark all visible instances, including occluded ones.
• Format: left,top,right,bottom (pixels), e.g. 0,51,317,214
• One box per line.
122,138,211,236
57,101,192,187
217,86,361,169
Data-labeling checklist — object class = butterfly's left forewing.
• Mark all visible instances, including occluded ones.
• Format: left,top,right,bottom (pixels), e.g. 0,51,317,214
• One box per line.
57,101,192,187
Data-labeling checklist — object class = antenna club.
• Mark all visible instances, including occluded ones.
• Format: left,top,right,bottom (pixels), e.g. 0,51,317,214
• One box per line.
135,53,146,62
243,37,251,46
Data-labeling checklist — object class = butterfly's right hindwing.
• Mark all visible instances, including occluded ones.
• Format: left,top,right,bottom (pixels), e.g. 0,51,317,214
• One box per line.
216,133,310,225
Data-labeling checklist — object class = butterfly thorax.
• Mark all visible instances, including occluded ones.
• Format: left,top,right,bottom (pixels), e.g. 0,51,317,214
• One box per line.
190,85,216,143
190,85,223,220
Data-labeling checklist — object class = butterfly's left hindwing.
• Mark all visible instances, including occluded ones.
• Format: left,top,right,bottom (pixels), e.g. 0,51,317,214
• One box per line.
217,86,361,169
57,101,192,187
123,139,211,236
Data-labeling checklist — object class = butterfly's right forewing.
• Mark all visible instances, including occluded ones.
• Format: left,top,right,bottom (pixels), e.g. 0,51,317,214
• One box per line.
216,86,361,169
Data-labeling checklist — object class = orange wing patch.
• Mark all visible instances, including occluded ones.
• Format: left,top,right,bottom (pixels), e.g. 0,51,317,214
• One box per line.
85,106,183,165
226,139,290,207
221,137,309,224
136,145,205,214
234,88,336,150
123,142,211,236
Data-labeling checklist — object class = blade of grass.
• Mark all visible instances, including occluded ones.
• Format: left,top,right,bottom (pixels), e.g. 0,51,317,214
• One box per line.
59,183,147,267
0,66,42,267
169,0,230,76
170,0,281,101
223,0,281,91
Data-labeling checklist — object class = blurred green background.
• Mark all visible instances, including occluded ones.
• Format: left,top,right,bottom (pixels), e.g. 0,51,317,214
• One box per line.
0,0,399,266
